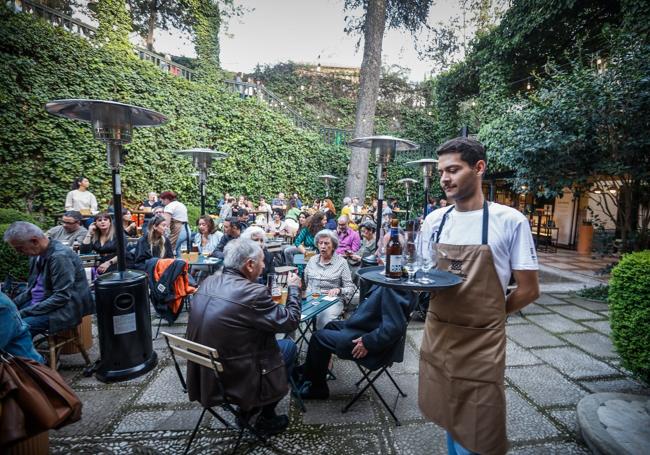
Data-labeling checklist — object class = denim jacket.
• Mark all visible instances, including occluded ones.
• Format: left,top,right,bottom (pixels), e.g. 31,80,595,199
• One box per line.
0,291,43,362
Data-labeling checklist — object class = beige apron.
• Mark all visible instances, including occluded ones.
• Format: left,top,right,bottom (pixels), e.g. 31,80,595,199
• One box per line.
418,202,508,455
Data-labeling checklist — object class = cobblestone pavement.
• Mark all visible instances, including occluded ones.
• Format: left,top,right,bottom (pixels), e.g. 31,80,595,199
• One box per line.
50,268,648,454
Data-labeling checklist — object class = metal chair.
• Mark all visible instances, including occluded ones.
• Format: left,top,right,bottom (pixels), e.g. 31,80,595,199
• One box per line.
161,332,267,455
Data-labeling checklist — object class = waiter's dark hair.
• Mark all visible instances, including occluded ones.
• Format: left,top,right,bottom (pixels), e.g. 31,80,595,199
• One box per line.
436,137,486,167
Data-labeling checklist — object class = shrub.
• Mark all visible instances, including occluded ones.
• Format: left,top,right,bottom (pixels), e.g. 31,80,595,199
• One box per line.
0,208,42,226
576,284,609,302
608,250,650,383
0,223,31,281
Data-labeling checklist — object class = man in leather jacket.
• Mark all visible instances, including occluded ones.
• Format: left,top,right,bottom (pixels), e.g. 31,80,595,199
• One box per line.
186,238,302,436
4,222,94,337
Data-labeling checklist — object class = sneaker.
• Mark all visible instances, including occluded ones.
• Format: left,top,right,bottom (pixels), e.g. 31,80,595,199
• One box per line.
299,382,329,400
254,414,289,437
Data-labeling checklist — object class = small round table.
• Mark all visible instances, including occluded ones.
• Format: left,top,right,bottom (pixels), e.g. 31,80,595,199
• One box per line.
357,266,462,292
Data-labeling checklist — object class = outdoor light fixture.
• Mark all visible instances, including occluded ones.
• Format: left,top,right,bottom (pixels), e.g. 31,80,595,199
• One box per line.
397,178,418,222
526,82,532,90
348,135,419,251
406,158,439,220
176,148,228,215
318,174,338,198
46,99,167,383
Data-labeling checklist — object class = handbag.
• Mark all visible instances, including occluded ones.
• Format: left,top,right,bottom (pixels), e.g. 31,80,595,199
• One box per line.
0,351,81,447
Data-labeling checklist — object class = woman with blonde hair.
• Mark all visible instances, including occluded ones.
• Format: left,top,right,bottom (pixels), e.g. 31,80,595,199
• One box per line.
134,215,174,270
80,211,118,274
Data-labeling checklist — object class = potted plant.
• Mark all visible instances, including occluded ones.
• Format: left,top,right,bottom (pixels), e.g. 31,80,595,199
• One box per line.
577,219,594,255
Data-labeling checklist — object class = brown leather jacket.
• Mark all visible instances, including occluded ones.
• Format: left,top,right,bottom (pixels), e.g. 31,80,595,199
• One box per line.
186,268,301,411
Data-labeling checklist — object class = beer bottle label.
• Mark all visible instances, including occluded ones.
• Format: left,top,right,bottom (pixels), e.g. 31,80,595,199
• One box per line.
389,255,402,273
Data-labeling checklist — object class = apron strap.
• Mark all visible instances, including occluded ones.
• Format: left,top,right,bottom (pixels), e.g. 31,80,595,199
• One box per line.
433,201,489,245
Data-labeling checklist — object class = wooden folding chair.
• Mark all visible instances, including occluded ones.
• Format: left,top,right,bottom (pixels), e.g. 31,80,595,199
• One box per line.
161,332,267,455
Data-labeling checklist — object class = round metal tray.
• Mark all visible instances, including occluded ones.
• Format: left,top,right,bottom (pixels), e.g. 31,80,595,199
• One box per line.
357,266,463,292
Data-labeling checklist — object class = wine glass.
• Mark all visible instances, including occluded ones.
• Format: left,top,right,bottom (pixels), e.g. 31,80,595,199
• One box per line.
403,238,419,283
376,239,387,275
418,236,437,284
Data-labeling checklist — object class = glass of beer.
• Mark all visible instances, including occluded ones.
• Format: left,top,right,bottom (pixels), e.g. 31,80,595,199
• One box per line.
280,287,288,305
267,274,282,303
310,278,321,300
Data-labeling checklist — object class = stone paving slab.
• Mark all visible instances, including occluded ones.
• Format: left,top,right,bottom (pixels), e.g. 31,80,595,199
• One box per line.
300,397,377,426
506,314,529,325
549,409,579,436
520,303,553,315
506,389,560,442
374,373,423,421
328,358,368,397
506,342,545,367
582,320,612,336
137,364,189,405
525,314,590,334
547,305,603,321
535,295,569,305
408,329,423,349
532,347,620,379
580,378,650,395
509,442,591,454
54,388,139,436
562,332,617,358
568,298,609,312
392,422,447,455
115,409,205,433
506,365,587,407
506,325,566,348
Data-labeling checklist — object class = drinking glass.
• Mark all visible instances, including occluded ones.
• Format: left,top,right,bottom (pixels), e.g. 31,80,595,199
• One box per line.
267,274,282,303
376,233,387,275
310,277,321,300
417,236,437,284
403,239,419,283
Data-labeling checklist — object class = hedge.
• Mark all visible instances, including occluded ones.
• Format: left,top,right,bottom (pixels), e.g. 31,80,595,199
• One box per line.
0,9,350,219
608,250,650,383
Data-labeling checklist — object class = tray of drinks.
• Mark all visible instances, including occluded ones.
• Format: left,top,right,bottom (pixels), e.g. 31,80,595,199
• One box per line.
357,266,463,292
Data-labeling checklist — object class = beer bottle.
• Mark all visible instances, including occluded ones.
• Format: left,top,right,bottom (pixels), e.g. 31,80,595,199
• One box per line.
385,218,403,279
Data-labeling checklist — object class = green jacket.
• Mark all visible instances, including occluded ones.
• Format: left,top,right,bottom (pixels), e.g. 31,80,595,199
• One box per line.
293,227,315,249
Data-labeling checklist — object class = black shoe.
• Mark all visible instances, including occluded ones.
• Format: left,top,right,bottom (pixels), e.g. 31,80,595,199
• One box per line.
299,382,329,400
254,414,289,437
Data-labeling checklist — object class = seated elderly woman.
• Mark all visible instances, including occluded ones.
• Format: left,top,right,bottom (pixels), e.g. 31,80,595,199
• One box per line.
193,215,223,256
304,229,355,330
241,226,275,284
133,215,174,270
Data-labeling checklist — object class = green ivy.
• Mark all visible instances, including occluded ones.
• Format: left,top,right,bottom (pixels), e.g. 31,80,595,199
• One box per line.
608,250,650,384
0,10,351,221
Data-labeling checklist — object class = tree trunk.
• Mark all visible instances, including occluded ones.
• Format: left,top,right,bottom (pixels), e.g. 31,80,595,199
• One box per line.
146,0,157,51
345,0,387,201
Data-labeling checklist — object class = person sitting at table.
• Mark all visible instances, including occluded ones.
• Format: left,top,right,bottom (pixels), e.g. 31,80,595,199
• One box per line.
241,226,275,284
4,222,94,338
237,207,252,228
160,191,190,257
0,290,44,362
46,210,88,245
350,197,364,225
284,212,326,265
193,215,223,256
335,216,361,256
211,217,243,259
186,239,302,436
340,196,353,221
65,176,98,214
219,197,235,220
271,192,287,211
298,211,309,231
139,191,162,235
133,215,174,270
291,192,303,209
297,285,415,400
122,208,138,237
309,198,321,215
266,209,289,237
347,220,377,268
256,196,273,226
321,199,337,230
304,229,355,330
79,211,120,274
285,198,301,226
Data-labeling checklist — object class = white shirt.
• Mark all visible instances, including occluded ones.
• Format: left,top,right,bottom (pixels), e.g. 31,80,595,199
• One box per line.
65,190,98,212
164,200,188,222
420,202,538,294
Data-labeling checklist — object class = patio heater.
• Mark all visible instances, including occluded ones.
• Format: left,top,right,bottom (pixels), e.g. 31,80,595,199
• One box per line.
406,158,439,220
46,99,166,382
397,178,418,223
176,148,228,215
347,135,419,253
318,174,338,198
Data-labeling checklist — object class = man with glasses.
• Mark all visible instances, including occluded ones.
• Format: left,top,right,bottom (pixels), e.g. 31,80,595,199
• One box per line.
46,211,87,245
335,216,360,256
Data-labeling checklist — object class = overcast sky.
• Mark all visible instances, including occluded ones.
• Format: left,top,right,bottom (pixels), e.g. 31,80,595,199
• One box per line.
151,0,467,82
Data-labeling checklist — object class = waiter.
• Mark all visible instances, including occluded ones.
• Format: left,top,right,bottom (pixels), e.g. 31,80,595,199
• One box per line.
419,137,539,455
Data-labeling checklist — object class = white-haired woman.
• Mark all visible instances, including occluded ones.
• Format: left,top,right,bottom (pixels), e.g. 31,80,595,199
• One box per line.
241,225,275,284
304,229,355,329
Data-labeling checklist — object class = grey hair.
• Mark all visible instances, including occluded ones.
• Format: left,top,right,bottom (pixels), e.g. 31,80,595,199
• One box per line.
337,215,349,224
3,221,46,243
223,238,262,270
241,226,265,240
343,196,351,205
314,229,339,250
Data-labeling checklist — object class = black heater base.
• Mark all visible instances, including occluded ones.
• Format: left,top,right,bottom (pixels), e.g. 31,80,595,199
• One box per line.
95,351,158,383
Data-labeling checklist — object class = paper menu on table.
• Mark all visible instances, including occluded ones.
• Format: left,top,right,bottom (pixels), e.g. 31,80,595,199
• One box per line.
322,296,337,302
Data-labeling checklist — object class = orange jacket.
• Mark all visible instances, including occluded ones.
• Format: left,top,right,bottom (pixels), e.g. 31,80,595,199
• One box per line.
153,258,196,314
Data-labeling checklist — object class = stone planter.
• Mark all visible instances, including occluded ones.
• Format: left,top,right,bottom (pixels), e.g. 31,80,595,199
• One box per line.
577,223,594,255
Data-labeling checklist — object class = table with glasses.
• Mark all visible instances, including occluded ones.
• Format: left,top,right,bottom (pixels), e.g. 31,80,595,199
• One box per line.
356,266,462,293
188,255,222,275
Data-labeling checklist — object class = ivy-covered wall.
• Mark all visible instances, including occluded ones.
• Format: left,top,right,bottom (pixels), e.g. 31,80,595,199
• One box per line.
0,9,350,218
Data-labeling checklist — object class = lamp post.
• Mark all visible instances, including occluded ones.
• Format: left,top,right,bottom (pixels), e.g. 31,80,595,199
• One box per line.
45,99,166,382
318,174,338,198
406,158,439,220
397,178,418,223
176,148,228,215
347,135,419,251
